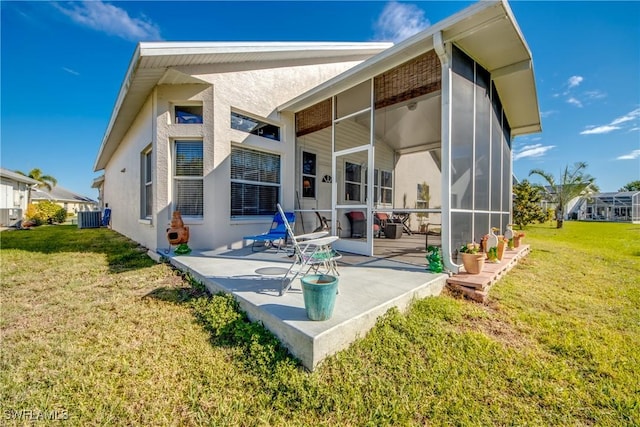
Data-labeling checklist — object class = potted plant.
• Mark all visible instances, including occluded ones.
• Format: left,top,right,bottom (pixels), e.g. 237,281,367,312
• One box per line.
497,236,507,261
487,246,499,263
513,231,525,248
459,242,484,274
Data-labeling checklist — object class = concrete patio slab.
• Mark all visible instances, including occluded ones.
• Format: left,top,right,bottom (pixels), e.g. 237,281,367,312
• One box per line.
161,246,447,371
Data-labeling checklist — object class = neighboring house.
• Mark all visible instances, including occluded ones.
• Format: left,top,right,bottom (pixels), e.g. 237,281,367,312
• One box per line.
0,167,39,226
31,186,98,213
93,0,541,271
540,184,597,220
91,175,105,211
571,191,640,223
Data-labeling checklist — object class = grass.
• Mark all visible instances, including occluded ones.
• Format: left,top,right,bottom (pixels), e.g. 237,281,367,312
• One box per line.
1,222,639,425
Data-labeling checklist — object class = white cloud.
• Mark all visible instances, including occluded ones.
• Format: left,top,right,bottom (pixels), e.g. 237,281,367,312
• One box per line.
55,1,161,41
566,97,583,108
62,67,79,76
580,125,621,135
540,110,557,118
567,75,583,88
374,2,430,43
581,107,640,135
560,76,606,108
584,90,606,100
610,107,640,125
616,149,640,160
513,144,555,161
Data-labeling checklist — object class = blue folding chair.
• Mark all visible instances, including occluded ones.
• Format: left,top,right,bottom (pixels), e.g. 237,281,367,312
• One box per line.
244,210,296,252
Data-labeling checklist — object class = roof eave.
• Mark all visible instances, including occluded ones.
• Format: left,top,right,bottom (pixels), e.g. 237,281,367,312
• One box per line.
94,44,142,171
93,42,392,172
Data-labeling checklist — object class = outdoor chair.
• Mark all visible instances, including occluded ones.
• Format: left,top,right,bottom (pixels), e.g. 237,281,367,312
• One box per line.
244,210,295,252
346,211,366,238
374,212,392,237
277,204,342,296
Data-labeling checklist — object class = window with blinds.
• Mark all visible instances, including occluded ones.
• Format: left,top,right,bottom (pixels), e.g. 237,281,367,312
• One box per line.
174,141,203,217
230,146,281,217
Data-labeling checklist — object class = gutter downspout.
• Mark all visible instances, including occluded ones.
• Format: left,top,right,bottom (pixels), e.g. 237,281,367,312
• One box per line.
434,31,459,274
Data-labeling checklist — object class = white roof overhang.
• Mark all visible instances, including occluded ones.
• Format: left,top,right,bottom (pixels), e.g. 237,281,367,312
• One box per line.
279,0,541,138
0,168,40,185
94,42,392,171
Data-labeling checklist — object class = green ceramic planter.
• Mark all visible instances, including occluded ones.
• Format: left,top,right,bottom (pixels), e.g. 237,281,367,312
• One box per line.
300,274,338,321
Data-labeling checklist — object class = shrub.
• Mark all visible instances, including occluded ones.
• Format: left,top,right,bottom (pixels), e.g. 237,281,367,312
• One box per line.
25,201,67,225
24,204,44,226
52,206,67,223
512,180,547,229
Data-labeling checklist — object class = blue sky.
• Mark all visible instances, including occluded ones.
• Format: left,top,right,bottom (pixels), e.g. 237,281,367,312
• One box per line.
1,1,639,199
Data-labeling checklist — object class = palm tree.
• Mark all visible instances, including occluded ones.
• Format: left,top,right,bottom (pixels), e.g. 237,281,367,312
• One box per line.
15,168,58,206
529,162,596,229
619,180,640,192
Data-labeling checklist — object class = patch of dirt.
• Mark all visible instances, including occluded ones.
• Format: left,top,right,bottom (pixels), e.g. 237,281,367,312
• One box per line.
466,316,532,350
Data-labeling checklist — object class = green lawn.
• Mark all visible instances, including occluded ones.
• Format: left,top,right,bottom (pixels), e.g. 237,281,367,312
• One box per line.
1,222,638,425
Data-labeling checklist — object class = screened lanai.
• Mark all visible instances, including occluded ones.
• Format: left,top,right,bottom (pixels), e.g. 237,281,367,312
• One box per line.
289,45,518,270
292,52,443,265
582,191,640,223
280,0,541,272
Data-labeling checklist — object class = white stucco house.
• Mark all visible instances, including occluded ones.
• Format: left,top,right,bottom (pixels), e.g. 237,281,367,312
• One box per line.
0,167,39,227
94,0,541,272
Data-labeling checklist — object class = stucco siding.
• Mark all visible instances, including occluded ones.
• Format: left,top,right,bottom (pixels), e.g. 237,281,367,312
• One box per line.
103,96,156,249
149,61,363,251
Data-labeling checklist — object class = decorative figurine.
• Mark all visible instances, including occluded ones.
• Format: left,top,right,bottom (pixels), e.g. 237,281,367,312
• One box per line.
167,211,191,254
426,245,444,273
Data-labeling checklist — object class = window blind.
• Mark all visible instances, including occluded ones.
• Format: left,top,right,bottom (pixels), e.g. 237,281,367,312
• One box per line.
174,141,203,216
230,146,280,216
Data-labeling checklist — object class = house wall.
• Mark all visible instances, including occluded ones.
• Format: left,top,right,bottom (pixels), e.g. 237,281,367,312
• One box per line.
102,60,365,252
0,178,29,211
103,96,157,249
187,61,364,251
154,84,213,251
394,150,442,229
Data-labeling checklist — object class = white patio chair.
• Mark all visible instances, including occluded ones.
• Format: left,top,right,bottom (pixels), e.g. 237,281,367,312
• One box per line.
276,203,342,296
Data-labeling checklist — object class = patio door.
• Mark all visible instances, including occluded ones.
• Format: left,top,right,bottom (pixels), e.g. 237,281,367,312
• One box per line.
331,80,374,256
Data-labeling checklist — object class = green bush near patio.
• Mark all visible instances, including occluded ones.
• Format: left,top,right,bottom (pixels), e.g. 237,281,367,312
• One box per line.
1,222,638,425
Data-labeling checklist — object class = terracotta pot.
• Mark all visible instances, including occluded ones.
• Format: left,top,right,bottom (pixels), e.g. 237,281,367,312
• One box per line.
514,236,521,248
461,253,485,274
497,239,506,261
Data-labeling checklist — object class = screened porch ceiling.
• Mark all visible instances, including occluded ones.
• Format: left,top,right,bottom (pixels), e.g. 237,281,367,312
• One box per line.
371,92,441,154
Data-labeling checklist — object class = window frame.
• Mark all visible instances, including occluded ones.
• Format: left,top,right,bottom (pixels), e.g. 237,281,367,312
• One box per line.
301,150,317,199
230,145,282,218
173,140,204,218
141,146,153,219
173,104,203,124
230,110,281,141
416,182,430,209
378,169,393,205
344,161,362,202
